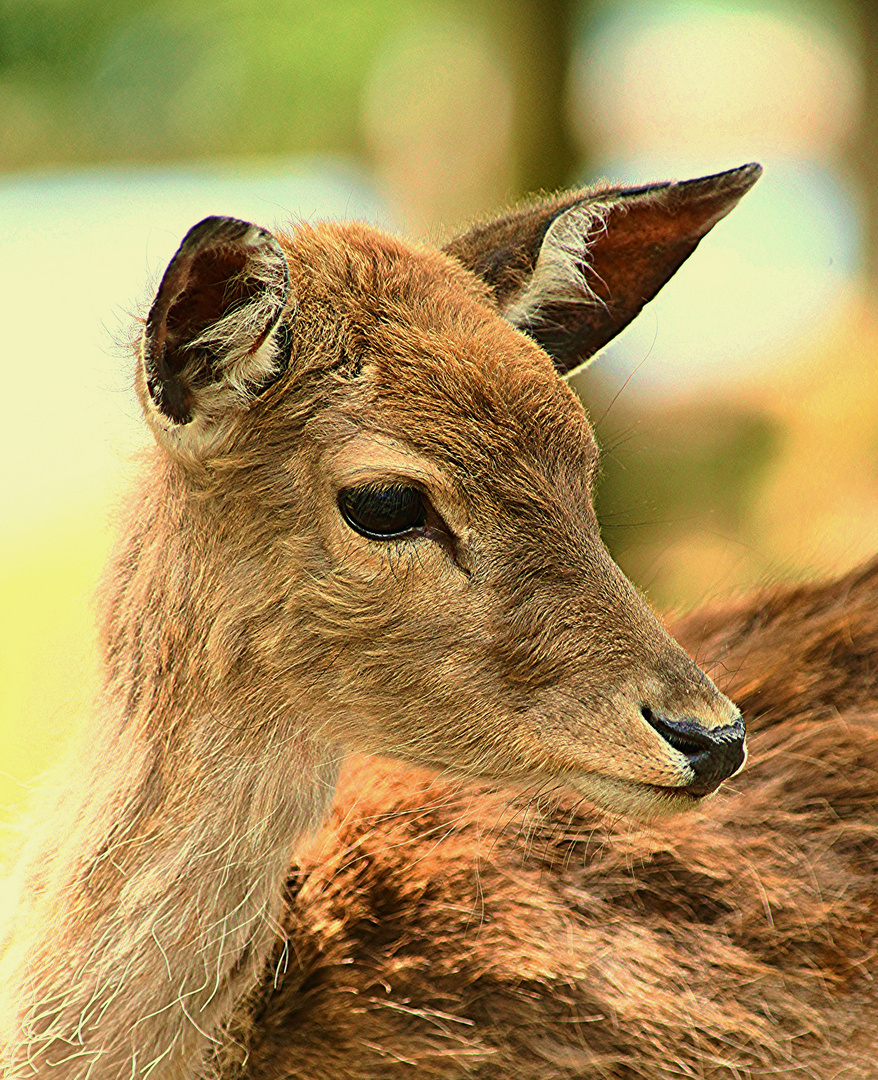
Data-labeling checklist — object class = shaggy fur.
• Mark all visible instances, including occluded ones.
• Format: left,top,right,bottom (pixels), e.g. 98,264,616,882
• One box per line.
222,559,878,1079
0,166,784,1079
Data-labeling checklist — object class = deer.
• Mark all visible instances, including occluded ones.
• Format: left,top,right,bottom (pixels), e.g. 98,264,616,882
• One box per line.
6,159,864,1080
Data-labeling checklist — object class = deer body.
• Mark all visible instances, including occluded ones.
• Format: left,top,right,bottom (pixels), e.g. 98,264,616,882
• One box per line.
1,167,771,1077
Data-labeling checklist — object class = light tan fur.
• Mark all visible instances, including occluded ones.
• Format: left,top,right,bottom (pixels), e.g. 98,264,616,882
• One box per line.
1,169,774,1078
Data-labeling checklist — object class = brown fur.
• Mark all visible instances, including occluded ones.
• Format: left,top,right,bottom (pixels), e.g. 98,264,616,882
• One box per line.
228,559,878,1079
0,168,812,1079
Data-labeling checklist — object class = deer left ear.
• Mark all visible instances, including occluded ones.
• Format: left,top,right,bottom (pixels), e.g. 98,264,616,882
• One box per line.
444,163,762,376
141,216,293,431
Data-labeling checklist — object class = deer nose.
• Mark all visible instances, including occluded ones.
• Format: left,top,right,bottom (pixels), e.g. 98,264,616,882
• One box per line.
641,706,746,796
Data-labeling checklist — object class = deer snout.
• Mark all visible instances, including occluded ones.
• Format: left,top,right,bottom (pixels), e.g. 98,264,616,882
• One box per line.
641,706,746,796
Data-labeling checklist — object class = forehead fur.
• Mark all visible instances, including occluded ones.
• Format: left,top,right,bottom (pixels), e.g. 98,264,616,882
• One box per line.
279,220,598,491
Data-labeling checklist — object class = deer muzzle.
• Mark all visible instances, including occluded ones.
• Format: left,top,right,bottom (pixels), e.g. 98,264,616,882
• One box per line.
641,705,747,796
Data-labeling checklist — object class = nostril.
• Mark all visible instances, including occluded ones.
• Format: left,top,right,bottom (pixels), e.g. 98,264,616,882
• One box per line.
640,706,716,757
641,705,746,795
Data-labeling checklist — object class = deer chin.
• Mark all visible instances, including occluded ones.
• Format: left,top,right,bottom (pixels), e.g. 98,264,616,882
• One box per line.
568,770,714,823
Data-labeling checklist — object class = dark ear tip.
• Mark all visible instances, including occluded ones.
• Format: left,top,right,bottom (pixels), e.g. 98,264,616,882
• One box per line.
678,162,763,199
147,216,286,331
176,216,280,257
734,161,763,182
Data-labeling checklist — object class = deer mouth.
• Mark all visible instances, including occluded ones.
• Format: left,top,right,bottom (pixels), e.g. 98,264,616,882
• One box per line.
642,782,705,803
639,773,736,801
627,778,708,806
570,771,723,821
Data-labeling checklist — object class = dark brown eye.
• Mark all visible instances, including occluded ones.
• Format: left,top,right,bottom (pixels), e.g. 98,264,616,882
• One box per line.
338,485,428,540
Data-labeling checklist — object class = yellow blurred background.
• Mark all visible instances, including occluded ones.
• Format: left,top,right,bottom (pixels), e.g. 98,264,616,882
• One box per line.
2,0,877,849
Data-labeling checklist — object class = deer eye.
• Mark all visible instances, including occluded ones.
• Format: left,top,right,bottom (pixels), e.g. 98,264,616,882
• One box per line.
338,485,428,540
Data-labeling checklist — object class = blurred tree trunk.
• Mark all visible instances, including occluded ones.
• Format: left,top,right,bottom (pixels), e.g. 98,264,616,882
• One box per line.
491,0,589,198
843,0,878,297
856,2,878,297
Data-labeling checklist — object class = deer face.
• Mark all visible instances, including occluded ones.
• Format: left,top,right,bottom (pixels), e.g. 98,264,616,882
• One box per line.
137,166,760,820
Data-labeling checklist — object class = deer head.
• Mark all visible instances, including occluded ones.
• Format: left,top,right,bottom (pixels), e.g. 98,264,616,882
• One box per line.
136,164,759,821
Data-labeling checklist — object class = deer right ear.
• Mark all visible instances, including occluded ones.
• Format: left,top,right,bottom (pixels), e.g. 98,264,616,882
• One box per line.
444,163,762,376
140,216,293,439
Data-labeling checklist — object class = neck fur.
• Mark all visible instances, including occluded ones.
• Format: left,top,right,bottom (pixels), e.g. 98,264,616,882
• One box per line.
1,469,342,1078
1,702,339,1078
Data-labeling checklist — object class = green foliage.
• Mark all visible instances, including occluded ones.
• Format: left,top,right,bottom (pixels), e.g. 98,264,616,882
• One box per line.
597,405,779,531
583,384,781,602
0,0,447,168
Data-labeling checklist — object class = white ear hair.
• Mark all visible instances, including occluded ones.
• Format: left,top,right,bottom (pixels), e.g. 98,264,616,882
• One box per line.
501,202,610,334
140,217,293,453
187,227,290,397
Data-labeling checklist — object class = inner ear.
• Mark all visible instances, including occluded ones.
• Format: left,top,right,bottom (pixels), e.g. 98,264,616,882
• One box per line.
143,216,292,426
444,164,762,376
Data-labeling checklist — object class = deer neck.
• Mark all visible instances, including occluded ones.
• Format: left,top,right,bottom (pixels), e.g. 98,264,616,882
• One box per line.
1,469,342,1078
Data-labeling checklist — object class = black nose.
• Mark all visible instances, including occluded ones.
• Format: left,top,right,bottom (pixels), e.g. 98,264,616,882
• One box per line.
642,706,746,796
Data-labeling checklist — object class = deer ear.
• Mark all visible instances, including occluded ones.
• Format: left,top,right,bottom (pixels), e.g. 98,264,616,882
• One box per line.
141,216,293,430
444,163,762,376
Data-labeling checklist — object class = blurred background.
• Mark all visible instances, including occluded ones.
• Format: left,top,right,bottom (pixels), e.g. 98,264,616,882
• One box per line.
2,0,877,840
